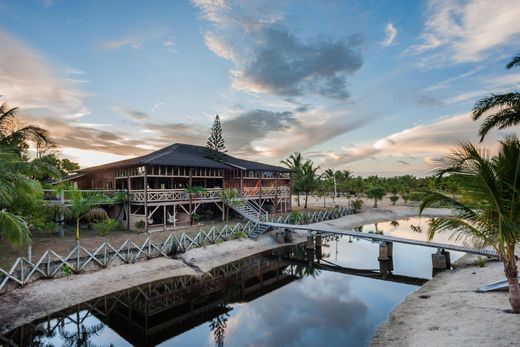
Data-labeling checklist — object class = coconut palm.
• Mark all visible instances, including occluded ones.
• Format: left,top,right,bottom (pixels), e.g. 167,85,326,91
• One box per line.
0,148,44,246
0,102,52,155
419,136,520,312
367,186,385,208
58,187,111,242
281,152,304,207
472,54,520,141
300,161,319,209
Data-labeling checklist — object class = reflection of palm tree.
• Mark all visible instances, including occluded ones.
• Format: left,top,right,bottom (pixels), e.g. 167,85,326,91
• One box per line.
209,311,230,347
57,310,106,347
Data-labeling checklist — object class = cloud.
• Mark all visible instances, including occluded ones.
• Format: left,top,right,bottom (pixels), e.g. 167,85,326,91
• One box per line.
0,30,89,119
381,23,397,46
223,109,298,155
101,36,142,50
163,39,177,53
319,112,518,173
409,0,520,62
112,106,152,122
194,1,364,99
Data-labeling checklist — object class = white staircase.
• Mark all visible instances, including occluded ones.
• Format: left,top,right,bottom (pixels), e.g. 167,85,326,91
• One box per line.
225,198,270,239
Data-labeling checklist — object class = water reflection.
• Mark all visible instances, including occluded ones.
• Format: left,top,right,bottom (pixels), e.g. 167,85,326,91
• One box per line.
1,217,464,347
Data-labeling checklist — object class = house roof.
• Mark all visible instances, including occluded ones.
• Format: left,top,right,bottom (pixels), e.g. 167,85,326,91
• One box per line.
78,143,291,173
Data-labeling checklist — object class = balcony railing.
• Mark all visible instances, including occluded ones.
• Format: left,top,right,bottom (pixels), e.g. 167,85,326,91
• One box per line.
130,188,223,203
130,186,290,203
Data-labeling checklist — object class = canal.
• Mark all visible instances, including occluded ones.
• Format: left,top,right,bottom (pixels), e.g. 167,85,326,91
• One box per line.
0,217,465,347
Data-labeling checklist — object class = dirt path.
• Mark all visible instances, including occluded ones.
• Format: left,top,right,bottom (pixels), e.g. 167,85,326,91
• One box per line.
371,255,520,347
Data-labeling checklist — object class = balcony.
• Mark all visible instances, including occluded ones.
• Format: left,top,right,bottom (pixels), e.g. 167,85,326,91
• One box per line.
129,186,290,204
129,188,223,203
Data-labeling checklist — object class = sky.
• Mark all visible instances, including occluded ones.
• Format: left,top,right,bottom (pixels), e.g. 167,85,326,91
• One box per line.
1,0,520,176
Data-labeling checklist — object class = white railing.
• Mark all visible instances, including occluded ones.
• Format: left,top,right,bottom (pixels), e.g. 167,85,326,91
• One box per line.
242,186,290,197
130,188,223,203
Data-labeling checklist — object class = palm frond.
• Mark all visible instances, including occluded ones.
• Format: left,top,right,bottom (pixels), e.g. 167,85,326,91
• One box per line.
0,210,30,246
506,54,520,69
472,92,520,121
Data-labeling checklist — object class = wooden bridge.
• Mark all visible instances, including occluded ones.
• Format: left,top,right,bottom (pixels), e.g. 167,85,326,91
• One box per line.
263,221,498,258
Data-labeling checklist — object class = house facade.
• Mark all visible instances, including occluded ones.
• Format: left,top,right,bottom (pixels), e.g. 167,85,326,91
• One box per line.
70,143,291,230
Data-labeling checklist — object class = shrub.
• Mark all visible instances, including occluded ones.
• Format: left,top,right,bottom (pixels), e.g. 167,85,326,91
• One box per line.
288,211,303,224
389,195,399,205
351,199,364,213
135,220,145,230
475,257,487,267
95,218,120,235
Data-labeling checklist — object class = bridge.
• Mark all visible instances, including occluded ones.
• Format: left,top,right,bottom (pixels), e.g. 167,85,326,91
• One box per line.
263,221,498,258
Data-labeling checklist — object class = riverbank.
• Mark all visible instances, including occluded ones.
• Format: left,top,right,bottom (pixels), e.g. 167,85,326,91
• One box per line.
0,206,448,334
371,254,520,347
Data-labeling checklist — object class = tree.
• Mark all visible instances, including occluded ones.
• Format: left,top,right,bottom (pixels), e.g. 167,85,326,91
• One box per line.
367,186,385,208
57,187,111,242
300,161,319,208
472,54,520,141
281,152,304,207
419,137,520,312
0,147,54,246
206,114,227,161
0,102,52,156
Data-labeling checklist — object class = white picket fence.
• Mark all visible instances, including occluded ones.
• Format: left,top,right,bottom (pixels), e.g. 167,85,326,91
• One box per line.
0,206,352,294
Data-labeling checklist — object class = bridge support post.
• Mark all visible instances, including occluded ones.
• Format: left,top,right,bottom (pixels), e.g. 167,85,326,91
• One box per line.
275,229,285,244
432,249,451,271
284,228,294,243
378,241,393,261
315,235,323,260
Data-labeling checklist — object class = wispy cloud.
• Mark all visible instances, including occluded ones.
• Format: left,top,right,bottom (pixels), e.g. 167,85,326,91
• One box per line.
381,23,397,47
112,106,152,122
408,0,520,63
101,28,171,51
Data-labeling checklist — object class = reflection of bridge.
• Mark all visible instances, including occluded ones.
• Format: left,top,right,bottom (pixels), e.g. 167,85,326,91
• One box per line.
265,222,498,257
278,256,428,286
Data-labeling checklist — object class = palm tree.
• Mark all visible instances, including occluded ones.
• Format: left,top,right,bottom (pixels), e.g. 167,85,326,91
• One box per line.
0,102,52,155
472,54,520,141
367,186,385,208
419,136,520,312
300,161,319,209
0,148,43,246
281,152,304,207
57,187,111,242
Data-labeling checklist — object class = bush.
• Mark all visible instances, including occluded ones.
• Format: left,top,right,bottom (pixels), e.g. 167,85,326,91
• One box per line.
288,211,303,224
95,218,120,235
475,256,487,267
135,220,145,230
389,195,399,205
351,199,364,213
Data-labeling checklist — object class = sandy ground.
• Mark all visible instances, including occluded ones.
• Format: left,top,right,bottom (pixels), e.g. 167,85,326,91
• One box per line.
371,255,520,347
0,205,449,335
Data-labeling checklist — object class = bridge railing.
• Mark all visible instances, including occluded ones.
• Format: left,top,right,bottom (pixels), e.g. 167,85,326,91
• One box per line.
267,206,353,225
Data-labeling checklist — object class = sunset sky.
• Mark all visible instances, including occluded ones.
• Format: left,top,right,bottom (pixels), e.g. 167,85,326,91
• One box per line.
1,0,520,176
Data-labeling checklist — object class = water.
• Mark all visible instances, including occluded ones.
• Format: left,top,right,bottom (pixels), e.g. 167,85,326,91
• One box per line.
1,217,465,347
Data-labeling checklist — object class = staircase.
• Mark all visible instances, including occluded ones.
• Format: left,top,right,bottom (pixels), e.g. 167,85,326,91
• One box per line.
225,198,270,239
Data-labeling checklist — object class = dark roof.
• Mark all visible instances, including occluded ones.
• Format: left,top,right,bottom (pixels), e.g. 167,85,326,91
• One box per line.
78,143,291,173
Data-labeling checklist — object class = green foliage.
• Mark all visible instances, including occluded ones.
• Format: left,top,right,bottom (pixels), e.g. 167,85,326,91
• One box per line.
288,211,303,224
389,195,399,205
472,53,520,141
419,136,520,312
62,264,73,277
235,230,248,239
366,186,385,208
95,218,120,235
474,257,487,268
351,199,364,213
191,212,201,223
186,185,207,194
135,220,145,229
206,114,227,161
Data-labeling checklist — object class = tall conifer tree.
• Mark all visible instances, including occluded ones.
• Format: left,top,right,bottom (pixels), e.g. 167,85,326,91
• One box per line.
206,114,227,161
